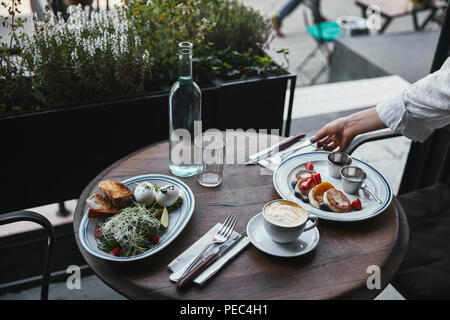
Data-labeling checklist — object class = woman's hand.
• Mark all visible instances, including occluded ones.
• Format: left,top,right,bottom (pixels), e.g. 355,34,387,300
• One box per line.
310,116,356,151
310,107,387,152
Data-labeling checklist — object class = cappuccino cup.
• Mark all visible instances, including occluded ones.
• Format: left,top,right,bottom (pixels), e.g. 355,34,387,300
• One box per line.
262,199,318,243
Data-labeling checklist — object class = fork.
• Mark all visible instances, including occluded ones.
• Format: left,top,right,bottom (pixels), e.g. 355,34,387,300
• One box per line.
169,214,238,282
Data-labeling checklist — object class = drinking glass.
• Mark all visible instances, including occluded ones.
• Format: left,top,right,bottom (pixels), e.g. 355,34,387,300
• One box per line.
194,132,226,187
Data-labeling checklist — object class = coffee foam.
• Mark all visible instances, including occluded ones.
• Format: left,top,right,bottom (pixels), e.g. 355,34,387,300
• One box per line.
264,200,307,227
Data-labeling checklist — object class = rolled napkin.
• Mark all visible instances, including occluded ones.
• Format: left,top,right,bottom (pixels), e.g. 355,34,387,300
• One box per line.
168,223,250,286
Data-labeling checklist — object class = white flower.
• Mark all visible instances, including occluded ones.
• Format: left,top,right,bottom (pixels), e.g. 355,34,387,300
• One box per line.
134,35,141,49
66,5,78,15
119,34,128,54
22,5,141,68
71,49,78,62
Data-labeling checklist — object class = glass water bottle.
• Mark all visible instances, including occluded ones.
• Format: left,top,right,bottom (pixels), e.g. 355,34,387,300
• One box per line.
168,42,202,177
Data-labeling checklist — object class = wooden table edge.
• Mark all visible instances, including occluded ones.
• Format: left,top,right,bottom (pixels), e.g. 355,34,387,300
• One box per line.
338,198,409,300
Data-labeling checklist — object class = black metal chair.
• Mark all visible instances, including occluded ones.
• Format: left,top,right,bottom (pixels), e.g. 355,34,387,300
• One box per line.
343,7,450,298
0,211,56,300
346,127,450,299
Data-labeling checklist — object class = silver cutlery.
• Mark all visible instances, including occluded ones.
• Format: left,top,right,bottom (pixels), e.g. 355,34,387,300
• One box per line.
361,183,382,204
176,231,247,287
170,214,238,282
266,142,316,164
245,133,306,165
279,142,315,160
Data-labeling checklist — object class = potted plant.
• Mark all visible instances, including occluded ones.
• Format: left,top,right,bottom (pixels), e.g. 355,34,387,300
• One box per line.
0,0,295,212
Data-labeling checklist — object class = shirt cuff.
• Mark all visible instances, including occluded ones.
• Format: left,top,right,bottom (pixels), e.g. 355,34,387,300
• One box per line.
376,94,406,134
376,93,433,142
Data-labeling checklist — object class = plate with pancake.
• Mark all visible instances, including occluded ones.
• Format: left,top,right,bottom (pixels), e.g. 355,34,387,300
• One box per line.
273,152,392,222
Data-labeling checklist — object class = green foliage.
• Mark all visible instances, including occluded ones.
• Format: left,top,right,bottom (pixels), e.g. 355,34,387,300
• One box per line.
0,0,285,115
20,7,147,108
197,0,271,51
1,0,37,114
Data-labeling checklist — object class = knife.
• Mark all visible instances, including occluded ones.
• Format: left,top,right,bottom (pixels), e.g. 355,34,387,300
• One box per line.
268,142,316,164
245,133,306,165
176,232,247,287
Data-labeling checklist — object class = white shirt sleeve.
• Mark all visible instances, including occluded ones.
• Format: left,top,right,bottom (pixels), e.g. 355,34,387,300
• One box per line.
376,57,450,142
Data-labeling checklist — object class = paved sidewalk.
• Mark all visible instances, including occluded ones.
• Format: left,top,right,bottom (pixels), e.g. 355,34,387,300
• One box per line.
1,273,403,300
244,0,440,86
0,274,126,300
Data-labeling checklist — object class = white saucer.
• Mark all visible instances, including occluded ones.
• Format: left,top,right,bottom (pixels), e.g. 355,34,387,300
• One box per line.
246,213,320,257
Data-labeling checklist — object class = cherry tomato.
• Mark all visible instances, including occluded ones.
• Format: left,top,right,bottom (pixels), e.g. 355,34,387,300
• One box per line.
152,234,160,244
112,246,121,257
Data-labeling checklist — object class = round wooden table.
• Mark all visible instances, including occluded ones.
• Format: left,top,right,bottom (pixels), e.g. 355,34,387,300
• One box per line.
73,132,409,300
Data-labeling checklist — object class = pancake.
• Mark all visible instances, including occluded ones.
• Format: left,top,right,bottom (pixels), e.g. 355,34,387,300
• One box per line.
308,182,336,208
295,177,316,197
295,170,314,181
308,187,322,208
323,189,351,213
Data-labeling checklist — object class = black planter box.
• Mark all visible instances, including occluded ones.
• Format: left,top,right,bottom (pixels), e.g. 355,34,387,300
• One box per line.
0,74,295,213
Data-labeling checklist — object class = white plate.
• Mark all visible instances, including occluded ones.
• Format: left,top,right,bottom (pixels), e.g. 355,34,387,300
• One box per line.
246,213,320,257
273,152,392,222
79,174,195,262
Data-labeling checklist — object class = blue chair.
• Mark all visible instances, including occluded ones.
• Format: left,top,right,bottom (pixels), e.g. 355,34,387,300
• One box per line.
297,3,341,85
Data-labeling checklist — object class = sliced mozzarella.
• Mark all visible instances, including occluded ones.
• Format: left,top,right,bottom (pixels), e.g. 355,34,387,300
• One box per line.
156,185,179,207
133,182,156,206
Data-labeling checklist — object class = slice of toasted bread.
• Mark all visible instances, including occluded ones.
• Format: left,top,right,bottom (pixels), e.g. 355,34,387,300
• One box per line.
98,180,133,209
87,193,118,219
88,210,117,219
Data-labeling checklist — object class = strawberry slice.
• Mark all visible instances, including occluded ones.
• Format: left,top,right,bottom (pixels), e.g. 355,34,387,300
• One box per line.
300,178,312,190
351,199,362,211
305,162,314,171
311,173,321,185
